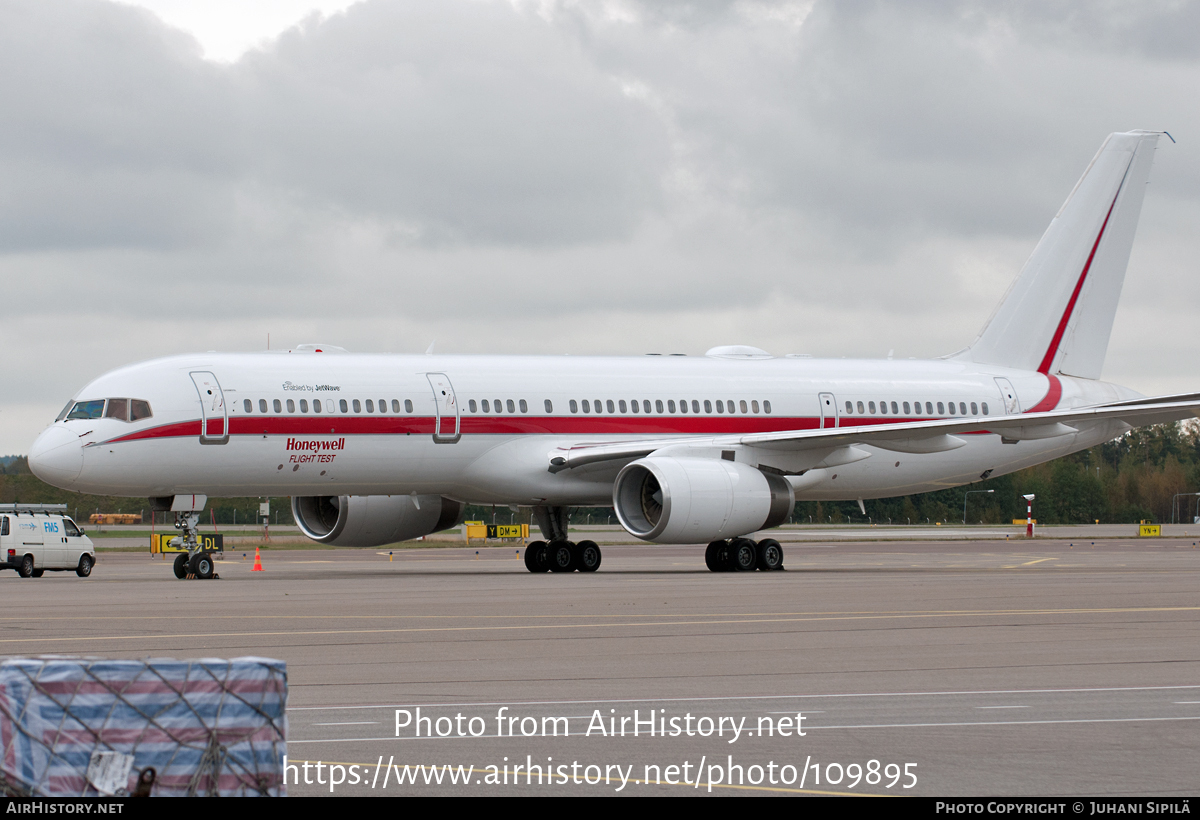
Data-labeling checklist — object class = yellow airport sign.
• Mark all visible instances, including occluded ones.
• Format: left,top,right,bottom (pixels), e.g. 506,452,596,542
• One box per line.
1138,524,1161,537
150,533,224,553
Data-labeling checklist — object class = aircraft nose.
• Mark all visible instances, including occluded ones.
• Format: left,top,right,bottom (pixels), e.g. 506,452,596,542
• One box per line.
28,425,84,487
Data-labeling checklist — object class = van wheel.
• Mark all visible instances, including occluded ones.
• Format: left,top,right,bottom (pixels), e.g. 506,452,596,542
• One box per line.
31,569,44,578
18,555,34,578
76,555,94,578
173,554,189,579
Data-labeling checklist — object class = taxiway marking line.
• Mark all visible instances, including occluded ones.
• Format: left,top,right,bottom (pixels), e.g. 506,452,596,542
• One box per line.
2,605,1197,645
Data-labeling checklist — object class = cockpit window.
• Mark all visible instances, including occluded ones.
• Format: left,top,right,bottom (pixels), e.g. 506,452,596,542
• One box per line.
130,400,152,421
56,401,73,422
67,400,105,420
105,398,129,421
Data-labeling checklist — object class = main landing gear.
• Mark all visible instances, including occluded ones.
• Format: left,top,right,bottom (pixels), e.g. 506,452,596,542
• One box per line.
524,505,602,574
705,537,784,572
169,511,217,580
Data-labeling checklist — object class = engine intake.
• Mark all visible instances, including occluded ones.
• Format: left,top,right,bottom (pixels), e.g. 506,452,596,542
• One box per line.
613,457,793,544
292,495,465,547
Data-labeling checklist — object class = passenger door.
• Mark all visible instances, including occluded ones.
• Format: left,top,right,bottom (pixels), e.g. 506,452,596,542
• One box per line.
818,392,839,428
426,373,461,443
190,371,229,444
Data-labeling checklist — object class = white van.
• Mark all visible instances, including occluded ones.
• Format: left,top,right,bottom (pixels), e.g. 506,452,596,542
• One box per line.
0,504,95,578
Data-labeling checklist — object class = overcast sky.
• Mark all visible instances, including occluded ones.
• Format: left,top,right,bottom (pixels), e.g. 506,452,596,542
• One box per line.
3,0,1199,454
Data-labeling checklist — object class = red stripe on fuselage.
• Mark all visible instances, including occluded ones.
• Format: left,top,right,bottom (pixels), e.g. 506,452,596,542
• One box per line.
1024,374,1063,414
102,413,976,443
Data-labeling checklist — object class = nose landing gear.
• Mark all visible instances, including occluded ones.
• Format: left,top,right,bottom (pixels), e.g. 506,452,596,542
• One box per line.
170,512,217,580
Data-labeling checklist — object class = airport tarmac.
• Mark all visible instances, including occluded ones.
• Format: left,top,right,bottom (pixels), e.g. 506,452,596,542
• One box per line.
2,538,1197,797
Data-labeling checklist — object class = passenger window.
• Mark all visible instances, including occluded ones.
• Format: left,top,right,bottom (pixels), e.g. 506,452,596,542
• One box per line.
582,400,591,413
668,400,676,413
704,400,712,413
274,399,282,413
300,399,309,413
879,401,887,415
353,399,361,413
313,399,322,413
544,399,553,413
679,400,687,414
960,402,967,416
845,401,853,414
857,401,865,414
259,399,267,413
740,400,748,414
692,400,700,413
913,402,921,415
405,399,413,413
717,401,725,414
891,401,898,414
469,399,477,413
339,399,348,413
869,401,876,414
393,399,402,413
903,402,910,414
644,400,651,414
751,400,759,414
948,402,956,415
570,400,578,413
982,402,989,415
630,400,638,414
970,402,978,415
656,400,664,413
619,400,627,413
606,400,615,414
519,399,527,413
593,399,602,413
926,402,934,415
764,400,771,414
243,399,252,413
287,399,295,413
936,402,944,415
366,400,374,413
482,399,490,413
68,400,105,420
507,399,516,413
379,399,387,414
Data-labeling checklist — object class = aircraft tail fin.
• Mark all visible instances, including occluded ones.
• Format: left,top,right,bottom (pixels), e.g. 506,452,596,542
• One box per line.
963,131,1167,379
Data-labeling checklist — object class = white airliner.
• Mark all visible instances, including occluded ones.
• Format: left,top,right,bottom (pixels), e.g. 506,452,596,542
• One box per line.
28,131,1200,577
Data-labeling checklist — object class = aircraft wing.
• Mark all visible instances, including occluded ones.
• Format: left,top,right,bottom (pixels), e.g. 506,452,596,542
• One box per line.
547,392,1200,473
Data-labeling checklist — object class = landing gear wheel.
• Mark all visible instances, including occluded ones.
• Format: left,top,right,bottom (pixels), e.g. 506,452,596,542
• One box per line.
549,541,575,572
173,553,189,579
18,555,34,578
756,538,784,571
524,541,550,573
577,540,601,572
76,554,94,578
31,569,44,578
705,540,728,572
190,553,214,580
731,538,758,572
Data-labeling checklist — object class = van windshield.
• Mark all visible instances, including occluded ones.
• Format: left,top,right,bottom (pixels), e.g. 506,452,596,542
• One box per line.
66,400,105,420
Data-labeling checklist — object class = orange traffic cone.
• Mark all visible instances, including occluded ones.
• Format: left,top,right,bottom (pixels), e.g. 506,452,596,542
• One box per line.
252,547,264,572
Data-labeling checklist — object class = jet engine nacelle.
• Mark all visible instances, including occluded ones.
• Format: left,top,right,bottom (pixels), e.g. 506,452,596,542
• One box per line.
292,494,466,547
613,457,793,544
